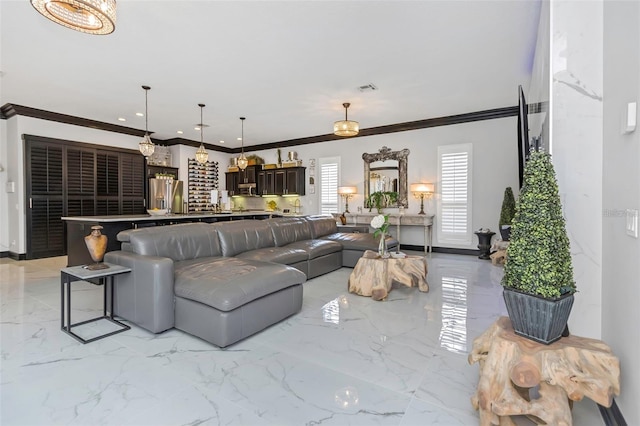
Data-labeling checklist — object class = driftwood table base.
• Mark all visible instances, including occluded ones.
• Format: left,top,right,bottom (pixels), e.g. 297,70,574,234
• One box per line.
468,317,620,426
348,250,428,300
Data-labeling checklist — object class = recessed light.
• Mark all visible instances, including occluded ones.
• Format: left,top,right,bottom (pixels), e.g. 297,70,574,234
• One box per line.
219,140,224,144
177,130,184,135
194,127,200,131
136,112,144,117
118,117,126,122
237,137,242,141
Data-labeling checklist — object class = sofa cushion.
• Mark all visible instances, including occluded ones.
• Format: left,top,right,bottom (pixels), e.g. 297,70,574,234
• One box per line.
322,232,398,251
284,239,343,260
265,217,312,246
305,215,339,238
236,246,308,265
174,257,306,312
128,223,222,261
213,220,276,257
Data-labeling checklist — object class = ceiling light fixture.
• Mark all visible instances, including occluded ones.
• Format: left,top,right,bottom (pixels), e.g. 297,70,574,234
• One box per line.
195,104,209,164
334,102,359,137
138,86,155,157
30,0,116,35
237,117,248,171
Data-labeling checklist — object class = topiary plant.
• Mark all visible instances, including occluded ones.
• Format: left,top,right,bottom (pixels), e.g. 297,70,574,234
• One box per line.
498,187,516,239
502,150,576,299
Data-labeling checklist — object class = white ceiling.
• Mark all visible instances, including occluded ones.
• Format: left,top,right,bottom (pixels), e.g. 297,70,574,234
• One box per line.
0,0,541,149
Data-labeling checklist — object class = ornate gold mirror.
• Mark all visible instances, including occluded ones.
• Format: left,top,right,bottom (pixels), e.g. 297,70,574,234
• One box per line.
363,146,409,209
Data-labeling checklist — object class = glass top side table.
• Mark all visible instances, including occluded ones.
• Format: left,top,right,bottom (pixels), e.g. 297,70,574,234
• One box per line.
60,263,131,344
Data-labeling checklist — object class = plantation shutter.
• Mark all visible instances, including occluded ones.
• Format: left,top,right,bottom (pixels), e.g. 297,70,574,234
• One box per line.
438,144,472,244
319,158,339,215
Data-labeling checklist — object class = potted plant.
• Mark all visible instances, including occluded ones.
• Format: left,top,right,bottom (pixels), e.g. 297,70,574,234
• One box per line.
498,187,516,241
365,191,398,213
501,150,576,344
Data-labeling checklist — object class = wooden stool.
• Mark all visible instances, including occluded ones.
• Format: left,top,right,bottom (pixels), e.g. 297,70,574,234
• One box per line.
468,317,620,426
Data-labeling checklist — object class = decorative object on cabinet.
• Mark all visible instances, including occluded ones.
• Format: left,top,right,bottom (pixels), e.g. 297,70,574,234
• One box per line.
195,103,209,164
138,85,155,157
363,146,409,209
337,186,357,213
237,117,248,170
334,102,359,137
410,182,434,215
187,158,219,213
31,0,116,35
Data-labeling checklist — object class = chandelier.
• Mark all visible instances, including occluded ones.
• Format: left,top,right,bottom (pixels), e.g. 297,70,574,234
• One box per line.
30,0,116,35
334,102,359,137
237,117,248,171
195,103,209,164
138,86,155,158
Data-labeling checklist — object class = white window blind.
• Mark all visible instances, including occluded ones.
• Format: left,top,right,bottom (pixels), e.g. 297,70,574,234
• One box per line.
438,144,472,244
319,158,339,215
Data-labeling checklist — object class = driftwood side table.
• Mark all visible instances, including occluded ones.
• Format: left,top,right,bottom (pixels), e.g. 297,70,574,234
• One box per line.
468,317,620,426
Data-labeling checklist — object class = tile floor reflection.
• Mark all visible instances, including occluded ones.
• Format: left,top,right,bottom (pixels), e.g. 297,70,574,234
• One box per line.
1,253,604,425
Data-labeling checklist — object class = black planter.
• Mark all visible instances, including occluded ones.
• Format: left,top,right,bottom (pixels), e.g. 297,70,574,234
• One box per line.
503,287,574,345
500,225,511,241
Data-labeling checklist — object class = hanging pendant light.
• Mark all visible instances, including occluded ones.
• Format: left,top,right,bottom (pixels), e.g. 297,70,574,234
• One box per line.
138,86,155,157
333,102,359,137
30,0,116,35
195,104,209,164
237,117,248,171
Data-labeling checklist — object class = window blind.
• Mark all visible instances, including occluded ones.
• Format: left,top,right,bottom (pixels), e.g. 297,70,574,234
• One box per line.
320,160,339,214
438,145,472,243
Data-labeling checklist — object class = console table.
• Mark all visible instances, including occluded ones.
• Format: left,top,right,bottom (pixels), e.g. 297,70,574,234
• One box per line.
469,317,620,426
344,212,434,254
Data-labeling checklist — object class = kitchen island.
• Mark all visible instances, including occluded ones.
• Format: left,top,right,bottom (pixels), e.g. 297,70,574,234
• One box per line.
62,211,281,267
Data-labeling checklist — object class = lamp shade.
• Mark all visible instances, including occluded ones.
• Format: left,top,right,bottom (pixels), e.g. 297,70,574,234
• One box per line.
337,186,357,195
410,183,434,193
333,103,359,137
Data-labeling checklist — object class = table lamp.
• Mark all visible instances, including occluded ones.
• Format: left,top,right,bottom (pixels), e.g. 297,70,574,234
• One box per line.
410,183,434,215
337,186,357,213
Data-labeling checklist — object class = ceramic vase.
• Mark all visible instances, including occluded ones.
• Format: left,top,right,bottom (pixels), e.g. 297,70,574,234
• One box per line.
84,225,109,270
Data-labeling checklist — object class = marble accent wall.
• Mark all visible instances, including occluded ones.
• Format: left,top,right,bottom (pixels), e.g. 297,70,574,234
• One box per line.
551,0,603,339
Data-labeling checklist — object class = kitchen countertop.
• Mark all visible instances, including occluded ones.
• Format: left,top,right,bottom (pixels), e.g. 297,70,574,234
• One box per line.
62,211,284,222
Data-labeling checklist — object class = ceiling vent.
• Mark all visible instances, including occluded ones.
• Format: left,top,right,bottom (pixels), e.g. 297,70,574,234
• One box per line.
358,83,378,92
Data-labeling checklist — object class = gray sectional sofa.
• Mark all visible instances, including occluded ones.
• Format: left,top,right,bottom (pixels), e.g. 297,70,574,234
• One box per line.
104,215,398,347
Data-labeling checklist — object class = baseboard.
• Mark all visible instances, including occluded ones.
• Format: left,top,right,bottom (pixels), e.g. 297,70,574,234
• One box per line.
9,252,27,261
599,399,627,426
398,244,479,256
0,251,8,258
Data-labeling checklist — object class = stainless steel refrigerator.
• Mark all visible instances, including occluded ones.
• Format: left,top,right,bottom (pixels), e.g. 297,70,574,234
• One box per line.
148,178,184,213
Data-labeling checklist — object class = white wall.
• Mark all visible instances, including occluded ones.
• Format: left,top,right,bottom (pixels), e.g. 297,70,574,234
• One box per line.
1,113,520,254
602,1,640,423
551,0,603,340
247,117,520,249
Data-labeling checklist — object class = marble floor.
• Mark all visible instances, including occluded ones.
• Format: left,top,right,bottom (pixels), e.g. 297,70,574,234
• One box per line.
1,253,603,426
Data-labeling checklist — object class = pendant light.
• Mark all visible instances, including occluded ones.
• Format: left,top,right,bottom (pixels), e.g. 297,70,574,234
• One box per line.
333,102,359,137
30,0,116,35
237,117,248,170
138,86,155,157
195,104,209,164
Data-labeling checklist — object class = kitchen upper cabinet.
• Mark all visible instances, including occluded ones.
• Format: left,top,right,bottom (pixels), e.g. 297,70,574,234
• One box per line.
284,167,305,195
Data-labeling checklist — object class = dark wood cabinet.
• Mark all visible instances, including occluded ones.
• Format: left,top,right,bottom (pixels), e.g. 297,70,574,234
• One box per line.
25,135,145,259
284,167,305,195
258,169,276,195
225,172,239,196
228,166,305,196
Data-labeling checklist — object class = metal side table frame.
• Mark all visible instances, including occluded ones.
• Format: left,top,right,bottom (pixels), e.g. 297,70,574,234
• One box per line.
60,263,131,344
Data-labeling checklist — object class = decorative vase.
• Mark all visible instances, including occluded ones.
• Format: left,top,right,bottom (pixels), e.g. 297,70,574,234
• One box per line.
339,213,347,225
503,287,574,345
378,232,389,258
84,225,109,270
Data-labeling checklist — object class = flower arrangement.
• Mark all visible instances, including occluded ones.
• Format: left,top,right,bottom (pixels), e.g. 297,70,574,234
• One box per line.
371,214,390,257
370,214,389,238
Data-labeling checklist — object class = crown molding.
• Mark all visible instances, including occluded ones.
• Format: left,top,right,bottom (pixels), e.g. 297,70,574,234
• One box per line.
2,102,535,154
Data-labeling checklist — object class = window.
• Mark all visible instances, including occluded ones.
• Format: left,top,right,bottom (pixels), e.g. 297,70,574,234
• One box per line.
319,157,339,215
438,144,472,244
